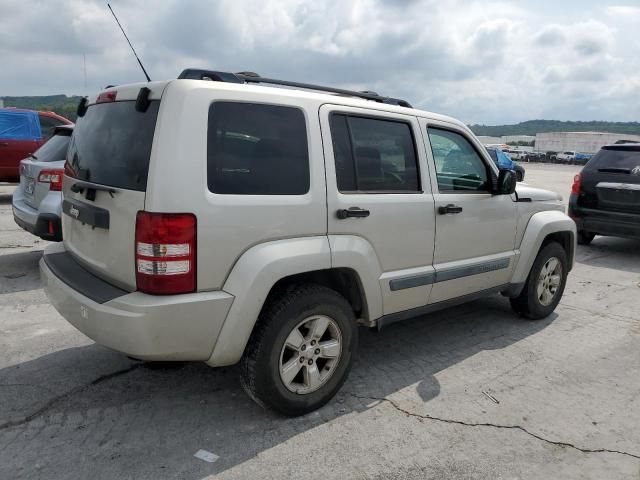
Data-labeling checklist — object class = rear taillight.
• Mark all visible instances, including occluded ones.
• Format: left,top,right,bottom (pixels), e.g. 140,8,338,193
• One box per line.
96,90,117,103
38,169,64,191
571,173,582,196
135,212,197,295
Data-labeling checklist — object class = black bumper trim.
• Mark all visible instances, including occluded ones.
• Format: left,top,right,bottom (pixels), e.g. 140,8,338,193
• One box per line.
14,213,62,241
569,203,640,239
44,251,128,304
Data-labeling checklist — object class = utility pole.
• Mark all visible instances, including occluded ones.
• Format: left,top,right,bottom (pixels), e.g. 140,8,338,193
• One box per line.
83,54,88,93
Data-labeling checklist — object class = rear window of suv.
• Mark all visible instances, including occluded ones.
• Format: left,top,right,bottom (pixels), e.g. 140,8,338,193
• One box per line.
66,101,160,191
34,129,72,162
587,146,640,171
207,102,309,195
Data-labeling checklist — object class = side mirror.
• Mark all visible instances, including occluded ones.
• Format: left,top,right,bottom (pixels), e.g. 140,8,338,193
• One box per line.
495,169,517,195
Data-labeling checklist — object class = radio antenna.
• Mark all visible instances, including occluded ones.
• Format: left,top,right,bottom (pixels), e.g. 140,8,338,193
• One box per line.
107,3,152,82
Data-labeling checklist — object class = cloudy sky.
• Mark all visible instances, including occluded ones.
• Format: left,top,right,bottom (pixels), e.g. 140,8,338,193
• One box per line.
1,0,639,124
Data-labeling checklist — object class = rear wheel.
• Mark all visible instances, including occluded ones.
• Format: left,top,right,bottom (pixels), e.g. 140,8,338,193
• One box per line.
510,242,568,320
577,230,595,245
240,284,357,416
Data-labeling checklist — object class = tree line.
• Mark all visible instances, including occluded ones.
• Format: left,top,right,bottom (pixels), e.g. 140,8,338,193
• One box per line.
3,96,640,136
470,120,640,136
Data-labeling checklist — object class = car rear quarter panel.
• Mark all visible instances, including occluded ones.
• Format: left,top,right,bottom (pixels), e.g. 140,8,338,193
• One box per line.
144,81,328,292
208,236,332,366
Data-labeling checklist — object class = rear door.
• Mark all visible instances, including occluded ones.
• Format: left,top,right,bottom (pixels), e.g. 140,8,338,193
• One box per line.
420,120,518,303
62,86,164,291
321,105,436,316
0,139,39,179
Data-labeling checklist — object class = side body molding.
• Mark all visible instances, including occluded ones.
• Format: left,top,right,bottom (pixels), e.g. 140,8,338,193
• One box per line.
511,210,577,285
207,236,331,366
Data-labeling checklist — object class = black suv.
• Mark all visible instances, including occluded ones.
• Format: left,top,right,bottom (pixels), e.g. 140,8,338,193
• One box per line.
569,143,640,244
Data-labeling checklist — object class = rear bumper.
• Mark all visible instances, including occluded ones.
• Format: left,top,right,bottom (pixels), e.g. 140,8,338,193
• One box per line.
569,198,640,239
40,244,235,361
12,190,62,241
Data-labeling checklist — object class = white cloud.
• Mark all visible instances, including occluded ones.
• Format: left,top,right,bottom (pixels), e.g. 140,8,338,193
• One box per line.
606,5,640,17
0,0,638,124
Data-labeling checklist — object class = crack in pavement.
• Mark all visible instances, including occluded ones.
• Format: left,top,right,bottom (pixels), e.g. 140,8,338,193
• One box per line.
348,393,640,460
0,362,144,431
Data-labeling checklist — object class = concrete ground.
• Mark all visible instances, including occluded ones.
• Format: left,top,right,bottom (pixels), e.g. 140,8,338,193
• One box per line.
1,164,639,479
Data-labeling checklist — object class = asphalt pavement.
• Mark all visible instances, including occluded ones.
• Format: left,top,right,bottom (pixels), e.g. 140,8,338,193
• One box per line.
1,164,639,479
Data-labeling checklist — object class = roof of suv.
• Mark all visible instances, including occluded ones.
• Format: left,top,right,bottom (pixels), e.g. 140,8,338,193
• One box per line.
87,75,469,133
602,143,640,150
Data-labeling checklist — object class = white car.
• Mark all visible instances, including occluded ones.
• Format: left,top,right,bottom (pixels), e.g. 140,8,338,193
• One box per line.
41,69,576,416
12,125,73,241
509,150,529,161
556,151,577,163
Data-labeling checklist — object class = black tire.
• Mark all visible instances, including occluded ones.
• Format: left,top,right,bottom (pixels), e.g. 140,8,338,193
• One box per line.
510,242,568,320
577,230,595,245
240,284,358,416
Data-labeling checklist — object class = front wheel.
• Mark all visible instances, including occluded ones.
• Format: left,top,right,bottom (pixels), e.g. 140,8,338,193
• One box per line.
510,242,568,320
240,284,357,416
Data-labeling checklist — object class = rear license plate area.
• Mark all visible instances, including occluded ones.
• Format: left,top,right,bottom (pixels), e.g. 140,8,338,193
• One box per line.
596,182,640,213
24,178,35,195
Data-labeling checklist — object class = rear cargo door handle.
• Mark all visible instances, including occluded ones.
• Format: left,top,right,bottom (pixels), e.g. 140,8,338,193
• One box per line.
337,207,370,219
438,204,463,215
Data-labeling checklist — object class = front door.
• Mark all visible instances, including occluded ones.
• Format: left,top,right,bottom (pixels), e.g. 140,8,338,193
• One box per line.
420,121,518,303
321,105,436,316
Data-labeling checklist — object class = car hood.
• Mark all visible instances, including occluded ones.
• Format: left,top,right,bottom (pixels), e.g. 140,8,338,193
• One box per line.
516,184,563,202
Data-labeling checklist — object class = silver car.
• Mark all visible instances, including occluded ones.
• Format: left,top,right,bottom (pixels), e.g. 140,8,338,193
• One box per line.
12,125,73,241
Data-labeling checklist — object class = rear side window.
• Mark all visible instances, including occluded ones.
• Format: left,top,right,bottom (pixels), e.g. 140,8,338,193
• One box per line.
34,131,72,162
329,114,420,192
207,102,309,195
587,147,640,171
66,101,160,191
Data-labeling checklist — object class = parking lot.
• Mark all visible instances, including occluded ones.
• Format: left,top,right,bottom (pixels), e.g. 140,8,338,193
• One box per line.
1,163,639,479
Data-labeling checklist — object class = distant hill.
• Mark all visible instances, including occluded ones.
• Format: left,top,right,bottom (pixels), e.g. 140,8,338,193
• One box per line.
469,120,640,137
1,95,82,122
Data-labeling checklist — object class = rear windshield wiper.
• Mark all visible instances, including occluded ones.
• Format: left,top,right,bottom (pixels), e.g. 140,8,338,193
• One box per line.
598,167,631,174
28,153,38,160
70,180,117,196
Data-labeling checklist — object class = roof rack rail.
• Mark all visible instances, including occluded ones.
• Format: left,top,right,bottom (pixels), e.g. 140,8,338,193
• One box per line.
177,68,412,108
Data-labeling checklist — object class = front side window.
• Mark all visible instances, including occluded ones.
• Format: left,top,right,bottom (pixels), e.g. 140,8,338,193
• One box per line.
207,102,309,195
330,114,420,192
427,128,490,192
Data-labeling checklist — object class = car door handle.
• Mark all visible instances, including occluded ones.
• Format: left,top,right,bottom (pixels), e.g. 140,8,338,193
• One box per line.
337,207,370,219
0,142,9,147
438,204,463,215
